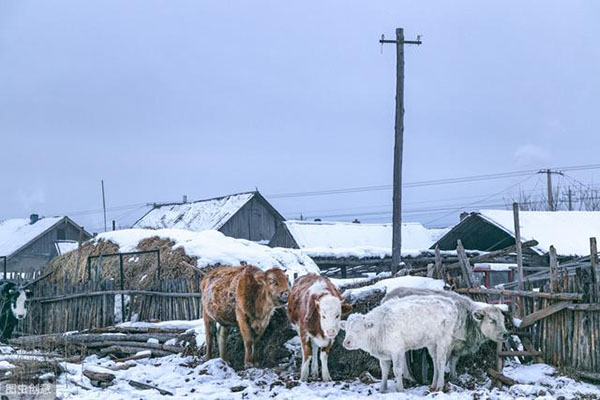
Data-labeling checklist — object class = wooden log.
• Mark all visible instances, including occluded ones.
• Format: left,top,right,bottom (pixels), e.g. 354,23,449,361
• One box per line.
487,368,516,386
445,240,539,271
84,341,182,353
99,346,173,358
83,369,115,387
518,301,572,329
454,287,584,301
128,380,173,396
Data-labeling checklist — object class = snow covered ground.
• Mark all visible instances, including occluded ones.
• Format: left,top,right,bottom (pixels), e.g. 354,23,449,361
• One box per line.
55,353,600,400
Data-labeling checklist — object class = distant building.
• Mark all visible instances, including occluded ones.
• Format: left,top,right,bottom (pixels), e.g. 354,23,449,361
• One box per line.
269,220,448,255
0,214,91,273
132,191,284,243
433,210,600,263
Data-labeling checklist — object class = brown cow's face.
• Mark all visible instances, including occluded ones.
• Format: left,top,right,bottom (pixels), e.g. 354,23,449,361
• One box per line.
265,269,290,305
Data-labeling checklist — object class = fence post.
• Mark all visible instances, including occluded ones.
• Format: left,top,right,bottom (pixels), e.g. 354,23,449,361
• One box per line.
157,250,161,281
119,253,125,323
549,245,559,292
590,238,597,301
456,240,473,288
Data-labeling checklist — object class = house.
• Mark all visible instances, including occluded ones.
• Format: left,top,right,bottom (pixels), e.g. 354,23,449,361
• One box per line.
0,214,91,273
269,220,447,255
433,210,600,264
132,191,284,243
269,220,449,276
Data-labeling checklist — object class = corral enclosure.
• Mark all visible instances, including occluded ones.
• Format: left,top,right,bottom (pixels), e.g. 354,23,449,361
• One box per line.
12,227,600,383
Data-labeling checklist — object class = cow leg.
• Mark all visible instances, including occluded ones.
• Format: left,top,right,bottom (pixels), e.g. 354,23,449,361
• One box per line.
392,352,405,392
203,314,214,360
217,325,230,362
236,312,255,368
434,344,450,391
300,335,312,381
448,353,459,380
403,352,415,382
427,344,438,391
320,343,333,382
379,359,391,393
311,340,319,378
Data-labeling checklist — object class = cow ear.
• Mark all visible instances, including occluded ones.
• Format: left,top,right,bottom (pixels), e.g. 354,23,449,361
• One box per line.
8,289,16,296
473,310,484,322
341,302,352,316
339,321,347,330
25,290,33,298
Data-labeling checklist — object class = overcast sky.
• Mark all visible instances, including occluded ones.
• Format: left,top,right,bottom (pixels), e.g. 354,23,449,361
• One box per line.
1,1,599,232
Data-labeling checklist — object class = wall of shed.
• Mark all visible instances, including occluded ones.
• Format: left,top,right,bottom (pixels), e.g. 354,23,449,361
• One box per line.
7,220,87,273
219,197,280,242
268,224,299,249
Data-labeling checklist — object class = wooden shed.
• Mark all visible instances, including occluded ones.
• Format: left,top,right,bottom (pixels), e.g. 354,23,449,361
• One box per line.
132,191,284,243
0,214,91,273
433,210,600,264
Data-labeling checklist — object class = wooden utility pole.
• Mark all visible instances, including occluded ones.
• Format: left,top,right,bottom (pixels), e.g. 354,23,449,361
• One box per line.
101,180,107,232
513,202,524,317
380,28,422,274
568,187,573,211
538,169,563,211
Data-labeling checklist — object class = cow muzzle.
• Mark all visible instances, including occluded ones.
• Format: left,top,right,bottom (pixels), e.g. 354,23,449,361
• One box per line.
325,329,337,338
278,292,289,304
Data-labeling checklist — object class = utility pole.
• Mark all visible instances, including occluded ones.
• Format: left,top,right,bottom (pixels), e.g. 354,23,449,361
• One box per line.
380,28,422,275
538,169,563,211
101,180,107,232
568,187,573,211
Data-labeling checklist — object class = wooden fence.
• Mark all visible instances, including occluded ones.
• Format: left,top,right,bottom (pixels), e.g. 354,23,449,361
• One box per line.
18,272,203,335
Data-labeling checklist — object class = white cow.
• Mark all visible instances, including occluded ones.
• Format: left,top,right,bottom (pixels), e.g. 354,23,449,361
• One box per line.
383,287,509,379
340,295,458,392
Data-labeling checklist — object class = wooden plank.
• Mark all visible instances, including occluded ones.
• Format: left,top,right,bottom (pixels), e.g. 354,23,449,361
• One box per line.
498,350,543,357
32,290,203,303
454,287,583,301
518,301,572,329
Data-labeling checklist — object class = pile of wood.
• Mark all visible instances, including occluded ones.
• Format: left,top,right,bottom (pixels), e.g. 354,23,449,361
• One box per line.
9,326,198,359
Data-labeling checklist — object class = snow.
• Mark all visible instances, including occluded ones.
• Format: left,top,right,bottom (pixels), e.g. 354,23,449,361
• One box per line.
133,192,255,231
55,240,79,256
0,361,15,370
479,210,600,256
282,220,450,259
474,263,515,272
117,319,206,347
95,228,320,278
56,353,600,400
343,276,446,302
0,216,63,256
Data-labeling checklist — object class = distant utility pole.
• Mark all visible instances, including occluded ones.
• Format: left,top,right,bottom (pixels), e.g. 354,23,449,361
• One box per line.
538,169,563,211
568,187,573,211
101,180,107,232
380,28,422,274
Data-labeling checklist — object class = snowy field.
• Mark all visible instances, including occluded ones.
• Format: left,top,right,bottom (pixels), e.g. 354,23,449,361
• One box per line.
55,353,600,400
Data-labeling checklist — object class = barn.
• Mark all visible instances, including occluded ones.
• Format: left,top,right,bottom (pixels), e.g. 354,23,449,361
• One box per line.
269,220,449,276
0,214,91,273
433,210,600,264
132,191,284,243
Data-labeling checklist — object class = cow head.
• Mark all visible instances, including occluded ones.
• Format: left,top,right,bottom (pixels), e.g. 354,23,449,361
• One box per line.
312,295,350,340
472,306,508,342
7,286,32,321
264,268,290,305
339,313,373,350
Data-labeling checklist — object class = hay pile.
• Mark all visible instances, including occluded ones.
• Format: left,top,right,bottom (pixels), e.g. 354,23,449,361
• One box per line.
45,236,200,289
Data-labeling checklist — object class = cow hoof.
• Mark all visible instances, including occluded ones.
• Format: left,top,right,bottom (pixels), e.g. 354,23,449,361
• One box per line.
322,375,331,382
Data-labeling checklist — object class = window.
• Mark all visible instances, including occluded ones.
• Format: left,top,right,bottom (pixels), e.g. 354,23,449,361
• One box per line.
57,228,66,241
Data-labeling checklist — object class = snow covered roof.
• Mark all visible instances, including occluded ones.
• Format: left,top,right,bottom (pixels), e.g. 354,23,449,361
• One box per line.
0,217,65,257
95,228,319,279
478,210,600,256
279,220,449,258
133,192,266,232
55,240,79,256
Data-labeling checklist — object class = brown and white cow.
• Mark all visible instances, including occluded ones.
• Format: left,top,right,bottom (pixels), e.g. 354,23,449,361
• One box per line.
201,265,290,368
287,274,352,381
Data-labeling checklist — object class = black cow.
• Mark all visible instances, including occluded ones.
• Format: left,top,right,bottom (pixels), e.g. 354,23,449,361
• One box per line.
0,282,32,341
